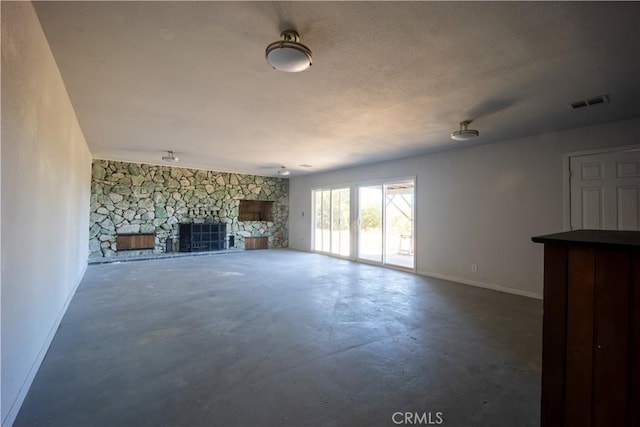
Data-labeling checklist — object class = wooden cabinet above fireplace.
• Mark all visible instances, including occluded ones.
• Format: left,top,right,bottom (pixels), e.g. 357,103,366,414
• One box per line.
238,200,273,222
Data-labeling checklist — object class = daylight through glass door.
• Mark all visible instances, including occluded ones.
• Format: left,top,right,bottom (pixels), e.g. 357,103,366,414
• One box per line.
357,179,414,269
313,188,350,256
384,181,414,269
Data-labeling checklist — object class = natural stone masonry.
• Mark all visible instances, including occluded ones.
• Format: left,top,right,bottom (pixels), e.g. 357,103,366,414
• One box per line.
89,160,288,258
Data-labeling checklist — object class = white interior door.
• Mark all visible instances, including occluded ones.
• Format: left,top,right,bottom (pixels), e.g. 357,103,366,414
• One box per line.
570,148,640,230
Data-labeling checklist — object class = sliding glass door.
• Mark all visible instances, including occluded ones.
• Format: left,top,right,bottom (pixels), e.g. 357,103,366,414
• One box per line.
357,179,414,269
313,179,414,270
313,188,350,257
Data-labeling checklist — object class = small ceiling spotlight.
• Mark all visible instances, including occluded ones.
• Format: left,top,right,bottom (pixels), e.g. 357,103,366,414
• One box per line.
162,150,179,163
451,120,480,141
277,166,291,176
265,30,313,72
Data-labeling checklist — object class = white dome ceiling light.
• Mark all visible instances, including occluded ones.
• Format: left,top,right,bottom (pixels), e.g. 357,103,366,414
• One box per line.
265,30,312,72
162,150,179,163
277,166,291,176
450,120,479,141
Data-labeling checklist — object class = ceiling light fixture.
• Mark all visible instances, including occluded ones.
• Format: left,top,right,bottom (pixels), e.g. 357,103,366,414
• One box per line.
162,150,179,163
450,120,479,141
265,30,312,72
277,166,291,176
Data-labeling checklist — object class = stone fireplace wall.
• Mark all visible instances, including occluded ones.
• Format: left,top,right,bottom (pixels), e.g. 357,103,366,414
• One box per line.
89,159,289,258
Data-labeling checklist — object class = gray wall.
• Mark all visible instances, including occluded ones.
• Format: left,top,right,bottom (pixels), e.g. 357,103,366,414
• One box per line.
1,3,92,426
289,117,640,298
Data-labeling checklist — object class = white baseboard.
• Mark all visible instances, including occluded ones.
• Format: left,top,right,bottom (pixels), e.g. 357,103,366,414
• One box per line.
417,270,543,300
2,263,87,427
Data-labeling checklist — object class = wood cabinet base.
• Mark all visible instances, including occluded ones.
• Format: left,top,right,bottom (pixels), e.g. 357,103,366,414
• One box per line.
245,237,268,250
533,231,640,427
116,233,155,250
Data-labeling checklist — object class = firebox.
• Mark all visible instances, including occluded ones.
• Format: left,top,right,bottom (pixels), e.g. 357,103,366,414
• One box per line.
178,223,226,252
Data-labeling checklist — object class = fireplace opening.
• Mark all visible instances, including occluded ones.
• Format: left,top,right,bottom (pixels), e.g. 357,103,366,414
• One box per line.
178,223,226,252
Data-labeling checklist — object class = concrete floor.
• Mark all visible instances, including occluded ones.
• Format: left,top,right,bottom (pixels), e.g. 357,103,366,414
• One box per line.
15,249,542,427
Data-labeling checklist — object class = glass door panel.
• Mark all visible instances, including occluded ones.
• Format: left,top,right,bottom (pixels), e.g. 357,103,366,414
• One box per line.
314,190,322,251
321,190,331,251
358,185,383,263
313,188,350,256
314,190,330,252
384,181,415,269
331,188,350,256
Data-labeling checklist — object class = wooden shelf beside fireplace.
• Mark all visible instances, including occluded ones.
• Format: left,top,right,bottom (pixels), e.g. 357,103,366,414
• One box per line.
244,237,268,250
116,233,155,250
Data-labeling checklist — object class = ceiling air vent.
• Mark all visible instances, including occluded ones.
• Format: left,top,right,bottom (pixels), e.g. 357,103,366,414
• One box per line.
570,95,609,109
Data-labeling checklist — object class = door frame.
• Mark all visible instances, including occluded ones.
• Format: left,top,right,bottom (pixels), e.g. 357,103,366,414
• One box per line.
563,144,640,231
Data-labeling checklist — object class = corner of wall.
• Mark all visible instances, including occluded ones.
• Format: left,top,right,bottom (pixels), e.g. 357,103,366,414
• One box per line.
417,270,543,300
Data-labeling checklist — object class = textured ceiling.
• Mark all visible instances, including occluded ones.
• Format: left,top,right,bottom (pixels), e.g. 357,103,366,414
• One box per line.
33,1,640,177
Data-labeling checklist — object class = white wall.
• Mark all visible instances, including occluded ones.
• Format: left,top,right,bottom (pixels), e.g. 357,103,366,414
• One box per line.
289,117,640,299
1,3,92,426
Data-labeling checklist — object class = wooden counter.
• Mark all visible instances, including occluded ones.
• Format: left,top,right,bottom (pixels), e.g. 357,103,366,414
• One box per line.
532,230,640,427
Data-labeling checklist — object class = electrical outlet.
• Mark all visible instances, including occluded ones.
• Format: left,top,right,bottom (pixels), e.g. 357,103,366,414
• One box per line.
471,264,478,273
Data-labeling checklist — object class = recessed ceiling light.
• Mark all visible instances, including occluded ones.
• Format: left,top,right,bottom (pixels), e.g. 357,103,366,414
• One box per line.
162,150,179,162
266,30,312,73
450,120,479,141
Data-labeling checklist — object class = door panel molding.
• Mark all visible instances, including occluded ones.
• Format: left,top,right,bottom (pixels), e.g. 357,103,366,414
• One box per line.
566,145,640,231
